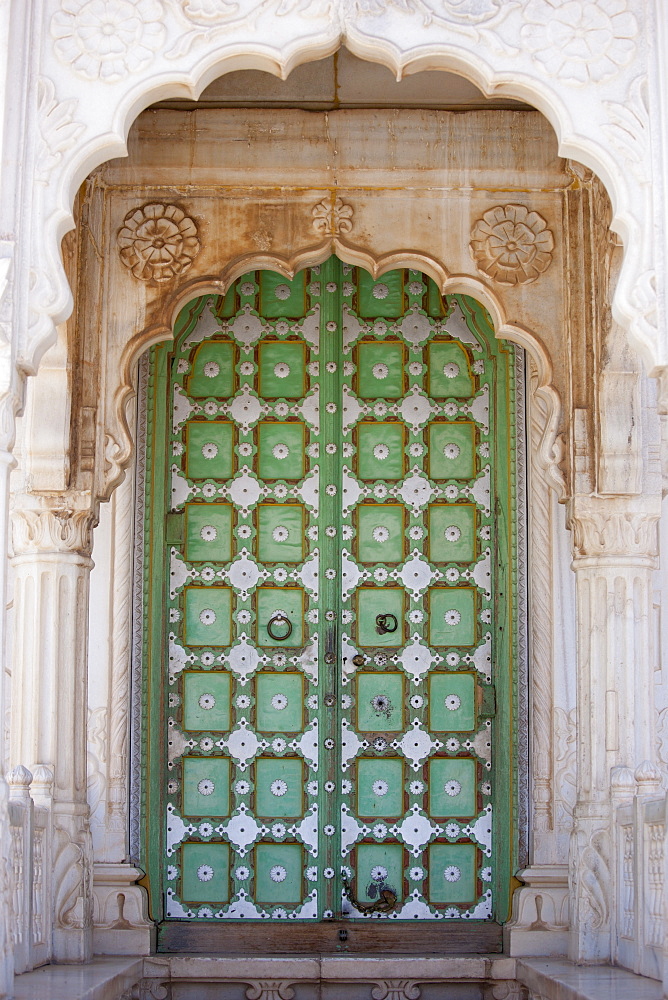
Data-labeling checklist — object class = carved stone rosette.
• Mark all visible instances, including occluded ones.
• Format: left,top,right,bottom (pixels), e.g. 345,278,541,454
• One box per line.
470,205,554,285
117,203,201,284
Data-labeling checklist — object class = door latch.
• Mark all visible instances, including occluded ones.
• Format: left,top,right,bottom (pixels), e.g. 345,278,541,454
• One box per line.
375,613,398,635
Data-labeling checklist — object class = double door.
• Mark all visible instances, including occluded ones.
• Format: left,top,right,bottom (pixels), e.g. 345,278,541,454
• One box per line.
142,257,516,952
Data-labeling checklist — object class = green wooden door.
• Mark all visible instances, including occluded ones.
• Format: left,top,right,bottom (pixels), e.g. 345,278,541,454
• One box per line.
142,258,518,952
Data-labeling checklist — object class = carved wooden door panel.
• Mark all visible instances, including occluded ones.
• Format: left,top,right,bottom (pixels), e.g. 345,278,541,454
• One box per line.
142,258,517,953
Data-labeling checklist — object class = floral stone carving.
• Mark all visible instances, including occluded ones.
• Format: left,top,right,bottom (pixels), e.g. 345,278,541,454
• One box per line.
51,0,166,83
521,0,637,86
117,203,201,283
312,197,354,237
470,205,554,286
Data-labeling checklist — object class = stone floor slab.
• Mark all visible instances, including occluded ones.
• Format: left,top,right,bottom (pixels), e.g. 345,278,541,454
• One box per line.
517,958,664,1000
12,957,142,1000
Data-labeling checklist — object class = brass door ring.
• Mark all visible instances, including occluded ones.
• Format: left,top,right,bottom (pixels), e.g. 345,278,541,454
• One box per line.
267,613,292,641
375,612,398,635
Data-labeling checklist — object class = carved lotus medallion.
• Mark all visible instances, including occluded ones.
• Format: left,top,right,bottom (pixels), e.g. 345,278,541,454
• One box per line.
117,203,201,283
469,204,554,286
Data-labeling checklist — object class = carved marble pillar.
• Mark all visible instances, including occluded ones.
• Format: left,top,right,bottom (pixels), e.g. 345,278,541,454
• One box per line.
567,495,661,963
10,507,95,962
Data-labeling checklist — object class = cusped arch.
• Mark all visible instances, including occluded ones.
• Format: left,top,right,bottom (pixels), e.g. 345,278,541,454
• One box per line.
108,244,564,503
30,5,657,394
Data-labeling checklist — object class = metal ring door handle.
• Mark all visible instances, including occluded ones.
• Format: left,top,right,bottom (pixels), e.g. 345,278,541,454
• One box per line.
267,613,293,641
375,613,398,635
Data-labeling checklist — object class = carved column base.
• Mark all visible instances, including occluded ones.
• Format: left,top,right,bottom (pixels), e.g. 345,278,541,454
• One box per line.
503,865,569,957
92,863,155,955
568,808,612,963
51,806,93,963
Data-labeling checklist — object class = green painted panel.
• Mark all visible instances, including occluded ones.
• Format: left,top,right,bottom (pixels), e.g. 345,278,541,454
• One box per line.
428,588,476,647
257,504,305,563
213,286,237,319
357,422,406,481
183,757,230,817
184,588,233,647
182,843,230,903
428,422,476,480
185,504,233,563
357,588,405,647
255,843,304,903
256,587,304,647
255,757,304,817
355,843,403,902
356,504,405,564
259,271,306,318
257,422,305,480
357,673,404,732
429,673,476,732
256,672,304,732
428,504,476,564
428,843,477,903
188,341,236,398
428,758,477,818
357,758,404,817
183,671,232,731
426,277,446,318
186,421,234,480
428,341,475,398
357,341,405,398
258,341,306,399
357,269,405,318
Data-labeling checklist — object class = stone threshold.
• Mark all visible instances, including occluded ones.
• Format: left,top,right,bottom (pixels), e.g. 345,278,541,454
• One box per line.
11,956,143,1000
9,955,664,1000
517,958,664,1000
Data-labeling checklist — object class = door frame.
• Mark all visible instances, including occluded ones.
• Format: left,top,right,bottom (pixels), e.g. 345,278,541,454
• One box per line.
130,263,528,954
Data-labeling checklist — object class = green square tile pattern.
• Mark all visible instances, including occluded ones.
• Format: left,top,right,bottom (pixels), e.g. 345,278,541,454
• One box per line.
259,271,307,318
429,588,476,647
357,422,405,480
255,672,304,732
355,843,404,902
357,341,405,398
185,503,233,563
428,757,477,818
428,504,476,564
428,422,476,480
183,671,232,731
254,757,305,817
188,341,235,398
356,504,405,563
256,587,304,647
183,756,230,817
184,587,233,647
181,843,230,903
254,843,304,903
429,673,476,732
257,503,305,563
186,421,235,480
428,843,477,903
257,422,305,480
357,758,404,817
356,672,404,732
150,264,515,926
357,588,405,647
428,341,475,398
357,269,405,318
258,341,306,399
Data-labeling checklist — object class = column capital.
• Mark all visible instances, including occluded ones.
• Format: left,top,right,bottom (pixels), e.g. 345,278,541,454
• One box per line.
11,507,96,558
566,495,661,561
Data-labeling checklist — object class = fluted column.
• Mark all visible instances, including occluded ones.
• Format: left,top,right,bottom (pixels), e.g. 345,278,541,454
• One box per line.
10,507,96,962
567,495,661,962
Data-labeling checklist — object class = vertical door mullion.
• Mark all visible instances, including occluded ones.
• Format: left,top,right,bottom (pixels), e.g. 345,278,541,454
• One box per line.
317,256,343,917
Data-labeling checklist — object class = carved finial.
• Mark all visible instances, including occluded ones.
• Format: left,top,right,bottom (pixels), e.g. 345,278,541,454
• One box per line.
634,759,663,793
312,197,354,238
7,764,32,787
610,765,636,798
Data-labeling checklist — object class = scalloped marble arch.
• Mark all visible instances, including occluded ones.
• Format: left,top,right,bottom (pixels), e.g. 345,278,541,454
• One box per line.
33,7,658,394
108,240,563,502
